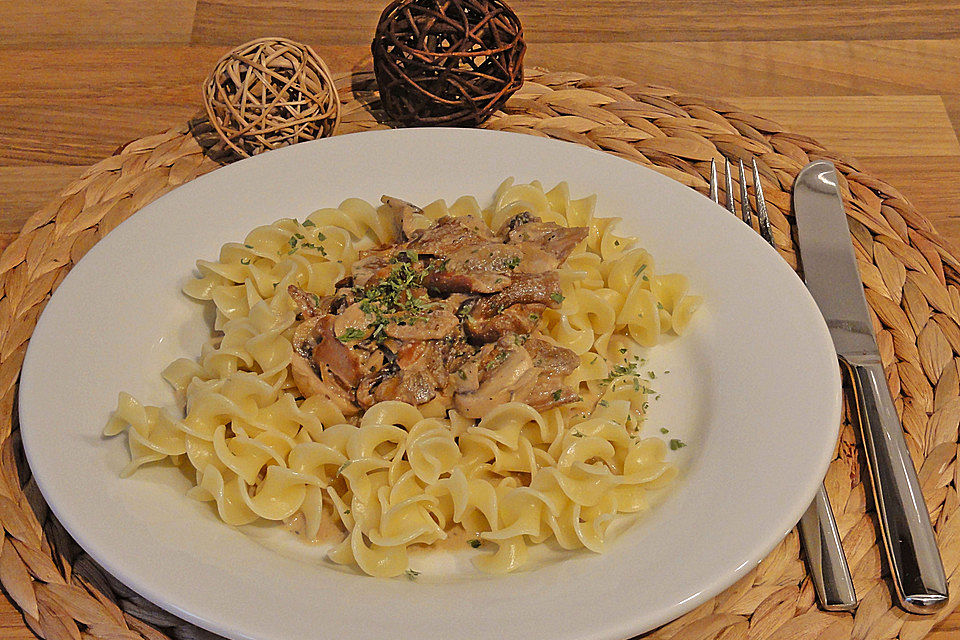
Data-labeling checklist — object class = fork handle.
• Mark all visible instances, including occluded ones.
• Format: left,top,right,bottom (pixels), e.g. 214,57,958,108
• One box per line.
844,357,948,613
798,483,857,610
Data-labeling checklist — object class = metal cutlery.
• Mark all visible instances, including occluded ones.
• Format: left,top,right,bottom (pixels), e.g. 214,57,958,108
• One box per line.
709,157,858,612
794,160,948,614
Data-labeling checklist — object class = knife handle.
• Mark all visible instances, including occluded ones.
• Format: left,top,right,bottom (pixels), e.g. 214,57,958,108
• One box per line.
797,483,857,610
843,357,948,613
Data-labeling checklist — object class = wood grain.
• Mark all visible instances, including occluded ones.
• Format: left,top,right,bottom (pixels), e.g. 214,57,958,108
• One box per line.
1,1,959,638
0,0,197,47
191,0,960,43
526,40,960,96
727,96,960,157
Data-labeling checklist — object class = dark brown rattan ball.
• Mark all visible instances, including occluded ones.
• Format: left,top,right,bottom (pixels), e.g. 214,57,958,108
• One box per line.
372,0,525,127
202,37,341,158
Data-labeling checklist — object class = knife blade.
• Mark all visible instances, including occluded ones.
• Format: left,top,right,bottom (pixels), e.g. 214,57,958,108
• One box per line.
794,160,948,614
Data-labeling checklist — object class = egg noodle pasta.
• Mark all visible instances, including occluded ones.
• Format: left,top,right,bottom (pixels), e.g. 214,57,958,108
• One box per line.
105,179,702,577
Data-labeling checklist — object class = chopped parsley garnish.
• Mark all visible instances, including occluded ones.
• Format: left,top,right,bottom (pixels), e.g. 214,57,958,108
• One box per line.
337,461,351,475
550,292,565,304
648,371,656,379
287,227,325,257
634,264,647,276
457,369,467,380
468,539,481,548
669,439,686,450
405,569,420,581
552,389,563,401
660,427,669,434
529,313,540,322
572,430,584,438
240,258,250,265
657,302,664,310
618,348,627,354
504,256,521,270
302,219,316,227
598,399,609,407
343,508,351,514
351,256,438,342
244,244,254,249
602,361,640,384
337,327,367,342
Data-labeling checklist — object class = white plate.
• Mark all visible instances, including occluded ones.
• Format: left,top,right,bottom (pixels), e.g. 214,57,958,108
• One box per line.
20,129,841,640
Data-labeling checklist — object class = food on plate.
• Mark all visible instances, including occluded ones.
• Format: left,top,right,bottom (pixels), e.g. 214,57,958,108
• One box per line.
286,204,587,419
105,180,702,577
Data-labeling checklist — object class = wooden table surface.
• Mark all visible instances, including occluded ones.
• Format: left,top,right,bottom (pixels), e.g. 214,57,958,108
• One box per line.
1,1,959,638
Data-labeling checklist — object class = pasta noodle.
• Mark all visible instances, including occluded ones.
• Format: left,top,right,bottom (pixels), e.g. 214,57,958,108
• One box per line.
105,180,702,577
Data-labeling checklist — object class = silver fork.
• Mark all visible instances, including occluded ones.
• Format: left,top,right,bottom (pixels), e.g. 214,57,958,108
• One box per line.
710,158,858,612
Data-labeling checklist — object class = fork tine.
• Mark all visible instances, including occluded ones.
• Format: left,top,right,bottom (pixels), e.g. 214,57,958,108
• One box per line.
752,158,774,245
724,158,735,214
709,159,719,203
737,159,753,226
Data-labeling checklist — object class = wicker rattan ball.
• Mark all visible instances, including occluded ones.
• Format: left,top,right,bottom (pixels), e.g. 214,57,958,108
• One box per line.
202,37,341,158
372,0,525,127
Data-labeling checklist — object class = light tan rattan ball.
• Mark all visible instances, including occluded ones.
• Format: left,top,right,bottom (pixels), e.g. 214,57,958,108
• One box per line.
202,37,341,158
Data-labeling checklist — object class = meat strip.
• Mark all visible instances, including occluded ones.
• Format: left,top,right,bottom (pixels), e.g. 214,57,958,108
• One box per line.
383,304,460,341
350,249,399,288
423,268,512,295
524,337,579,376
463,273,562,342
500,214,588,264
463,302,546,344
406,216,495,257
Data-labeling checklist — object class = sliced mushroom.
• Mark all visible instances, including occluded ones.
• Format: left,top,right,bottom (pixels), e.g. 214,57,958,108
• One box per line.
381,196,428,241
289,317,359,416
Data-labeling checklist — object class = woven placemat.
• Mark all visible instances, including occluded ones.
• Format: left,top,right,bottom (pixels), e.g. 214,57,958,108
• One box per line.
1,68,959,640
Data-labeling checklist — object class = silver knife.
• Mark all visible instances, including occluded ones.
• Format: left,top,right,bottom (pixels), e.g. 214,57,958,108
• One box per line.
794,160,949,614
